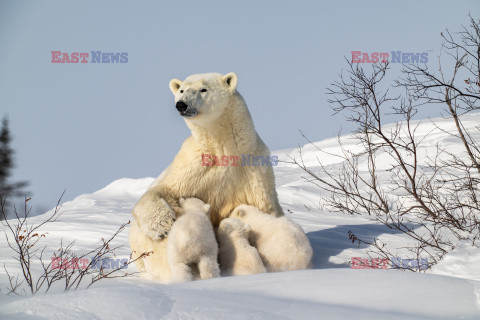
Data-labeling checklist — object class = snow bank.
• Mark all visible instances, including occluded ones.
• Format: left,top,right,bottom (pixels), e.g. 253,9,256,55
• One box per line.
1,114,479,319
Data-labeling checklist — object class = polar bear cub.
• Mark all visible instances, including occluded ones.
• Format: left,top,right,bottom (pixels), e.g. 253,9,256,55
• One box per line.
230,204,313,272
167,197,220,283
217,218,266,276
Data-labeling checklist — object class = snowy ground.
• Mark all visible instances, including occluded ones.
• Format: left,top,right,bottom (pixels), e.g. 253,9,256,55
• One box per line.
1,114,480,319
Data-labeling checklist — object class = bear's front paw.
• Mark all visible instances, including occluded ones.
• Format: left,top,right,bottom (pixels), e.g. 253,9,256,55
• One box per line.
135,197,177,240
144,225,171,241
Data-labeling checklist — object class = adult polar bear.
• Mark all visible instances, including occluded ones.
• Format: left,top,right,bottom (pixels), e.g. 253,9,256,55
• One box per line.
129,72,285,282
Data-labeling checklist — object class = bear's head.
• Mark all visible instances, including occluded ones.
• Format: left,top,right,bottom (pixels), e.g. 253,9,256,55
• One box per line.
218,217,251,238
169,73,238,126
179,197,211,217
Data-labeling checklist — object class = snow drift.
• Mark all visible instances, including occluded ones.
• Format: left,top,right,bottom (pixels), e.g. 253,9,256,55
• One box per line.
1,114,480,319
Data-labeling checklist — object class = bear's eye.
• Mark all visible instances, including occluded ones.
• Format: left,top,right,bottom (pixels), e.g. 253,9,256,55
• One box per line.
180,90,184,93
200,88,207,93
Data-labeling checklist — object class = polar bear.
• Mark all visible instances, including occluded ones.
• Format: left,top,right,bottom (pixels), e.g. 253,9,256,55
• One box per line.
167,197,220,283
129,72,285,282
217,218,266,276
230,204,313,272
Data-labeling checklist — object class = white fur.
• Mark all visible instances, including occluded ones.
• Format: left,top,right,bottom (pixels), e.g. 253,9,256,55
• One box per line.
167,197,220,283
230,204,313,272
129,72,284,282
217,218,266,276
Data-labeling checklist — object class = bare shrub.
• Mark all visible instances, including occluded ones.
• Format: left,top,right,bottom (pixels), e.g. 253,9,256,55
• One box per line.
293,15,480,269
1,194,150,294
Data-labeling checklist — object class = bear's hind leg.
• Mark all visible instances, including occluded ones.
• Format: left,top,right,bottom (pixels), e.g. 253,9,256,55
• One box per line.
198,256,221,280
170,262,193,283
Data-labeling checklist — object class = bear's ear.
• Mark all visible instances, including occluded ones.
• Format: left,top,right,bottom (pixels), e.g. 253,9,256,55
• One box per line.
222,72,238,92
236,208,246,218
203,204,211,215
169,78,182,95
179,198,186,206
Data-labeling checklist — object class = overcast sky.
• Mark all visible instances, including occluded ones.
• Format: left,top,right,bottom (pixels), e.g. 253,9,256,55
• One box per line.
0,0,477,211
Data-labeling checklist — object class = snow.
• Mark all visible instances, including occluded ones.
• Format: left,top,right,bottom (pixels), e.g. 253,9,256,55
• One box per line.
1,114,480,319
1,271,479,320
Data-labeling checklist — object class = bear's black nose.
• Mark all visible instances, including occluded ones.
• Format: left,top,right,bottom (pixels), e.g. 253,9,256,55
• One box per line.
176,101,188,113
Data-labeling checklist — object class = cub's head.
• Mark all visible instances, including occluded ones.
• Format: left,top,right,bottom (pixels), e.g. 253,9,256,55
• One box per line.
169,72,238,125
218,217,251,238
179,197,211,217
